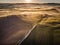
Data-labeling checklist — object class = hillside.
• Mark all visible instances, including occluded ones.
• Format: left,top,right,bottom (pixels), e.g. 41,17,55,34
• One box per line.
20,13,60,45
0,3,60,45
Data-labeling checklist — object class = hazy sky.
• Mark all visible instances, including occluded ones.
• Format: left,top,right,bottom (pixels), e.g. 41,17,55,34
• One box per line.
0,0,60,3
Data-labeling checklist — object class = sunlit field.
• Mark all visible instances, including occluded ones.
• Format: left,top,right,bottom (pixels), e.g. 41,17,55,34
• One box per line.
0,3,60,45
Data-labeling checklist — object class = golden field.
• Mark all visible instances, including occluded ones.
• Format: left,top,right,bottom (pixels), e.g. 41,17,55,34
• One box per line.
0,3,60,45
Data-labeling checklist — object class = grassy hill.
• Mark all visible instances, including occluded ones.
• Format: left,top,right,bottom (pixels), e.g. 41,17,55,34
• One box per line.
0,3,60,45
20,14,60,45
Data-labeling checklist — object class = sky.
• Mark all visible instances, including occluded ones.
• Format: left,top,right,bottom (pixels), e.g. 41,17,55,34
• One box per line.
0,0,60,3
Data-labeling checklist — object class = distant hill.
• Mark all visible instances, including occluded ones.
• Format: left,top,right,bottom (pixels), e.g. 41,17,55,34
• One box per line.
0,3,60,9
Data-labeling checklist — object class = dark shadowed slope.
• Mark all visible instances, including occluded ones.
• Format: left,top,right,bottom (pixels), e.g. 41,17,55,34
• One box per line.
20,24,60,45
0,15,33,45
20,16,60,45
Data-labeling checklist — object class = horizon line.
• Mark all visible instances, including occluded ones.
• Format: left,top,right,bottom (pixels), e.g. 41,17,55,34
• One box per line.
0,2,60,4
